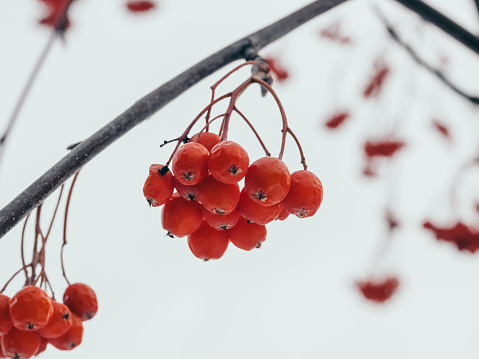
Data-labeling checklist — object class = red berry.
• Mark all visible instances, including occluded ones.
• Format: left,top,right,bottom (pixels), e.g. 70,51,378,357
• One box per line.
37,302,72,339
143,164,174,207
63,283,98,321
201,206,240,230
237,188,282,225
0,294,13,335
208,141,249,184
190,132,221,152
161,194,203,237
49,314,83,351
198,176,240,215
245,157,291,206
275,204,290,221
228,216,267,251
0,343,5,358
187,222,229,261
9,287,53,331
282,170,323,218
172,143,209,185
126,1,156,12
1,327,40,359
173,177,200,202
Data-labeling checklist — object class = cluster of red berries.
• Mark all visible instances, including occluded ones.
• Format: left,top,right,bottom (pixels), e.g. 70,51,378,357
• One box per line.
143,132,323,261
0,283,97,358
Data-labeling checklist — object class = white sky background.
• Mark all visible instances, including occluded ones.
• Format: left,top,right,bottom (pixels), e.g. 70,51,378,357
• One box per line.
1,0,479,358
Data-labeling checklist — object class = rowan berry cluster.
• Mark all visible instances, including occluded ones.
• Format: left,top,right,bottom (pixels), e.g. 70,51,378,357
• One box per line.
143,60,323,261
0,283,97,358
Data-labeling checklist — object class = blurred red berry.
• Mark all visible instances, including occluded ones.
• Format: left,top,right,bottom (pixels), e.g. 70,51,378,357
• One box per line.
423,221,479,253
363,61,390,98
356,277,399,303
126,0,156,12
324,111,349,129
364,140,405,159
265,57,289,82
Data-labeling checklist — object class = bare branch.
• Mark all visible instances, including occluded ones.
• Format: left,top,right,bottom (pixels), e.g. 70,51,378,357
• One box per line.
0,0,350,238
395,0,479,55
377,11,479,106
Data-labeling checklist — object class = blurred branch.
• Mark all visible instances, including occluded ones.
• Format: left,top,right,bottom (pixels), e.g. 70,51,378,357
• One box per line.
395,0,479,55
474,0,479,21
377,11,479,106
0,0,75,172
0,0,349,238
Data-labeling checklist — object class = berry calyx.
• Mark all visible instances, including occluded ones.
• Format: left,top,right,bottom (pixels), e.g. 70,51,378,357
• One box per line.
201,206,240,230
282,170,323,218
63,283,98,321
9,286,53,331
0,294,13,335
187,222,229,261
190,132,221,152
1,327,40,359
143,164,174,207
245,157,291,206
173,177,200,202
237,188,282,225
198,176,240,215
208,141,249,184
172,142,209,185
49,314,83,351
228,216,267,251
161,194,203,237
37,302,72,339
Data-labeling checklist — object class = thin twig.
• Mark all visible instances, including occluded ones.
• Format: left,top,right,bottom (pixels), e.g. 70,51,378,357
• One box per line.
1,266,30,293
233,107,271,156
377,10,479,106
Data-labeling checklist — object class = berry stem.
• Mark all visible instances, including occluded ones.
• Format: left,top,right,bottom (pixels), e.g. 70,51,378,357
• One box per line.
286,127,308,170
205,61,267,130
61,171,81,286
251,76,289,159
0,266,31,293
166,93,232,165
21,213,31,282
233,107,271,156
220,77,254,141
196,113,228,136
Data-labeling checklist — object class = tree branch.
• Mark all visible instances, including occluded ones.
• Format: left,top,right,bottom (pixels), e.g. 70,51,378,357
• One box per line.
377,11,479,106
0,0,350,238
394,0,479,56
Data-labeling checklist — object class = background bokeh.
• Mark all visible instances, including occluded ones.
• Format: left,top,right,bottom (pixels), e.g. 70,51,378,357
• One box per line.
1,0,479,358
